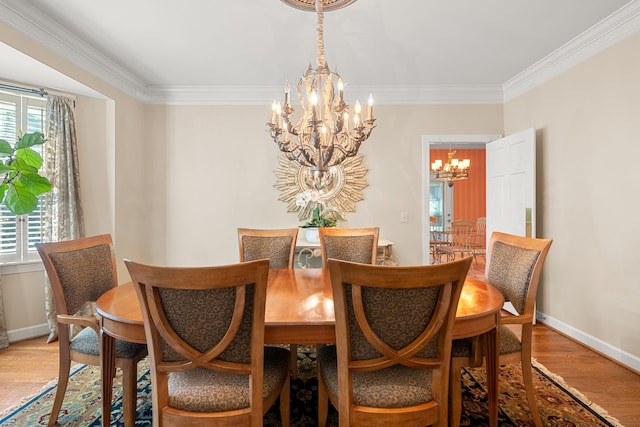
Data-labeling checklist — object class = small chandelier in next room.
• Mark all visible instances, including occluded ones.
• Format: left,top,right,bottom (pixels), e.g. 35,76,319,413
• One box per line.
267,0,375,191
431,150,470,187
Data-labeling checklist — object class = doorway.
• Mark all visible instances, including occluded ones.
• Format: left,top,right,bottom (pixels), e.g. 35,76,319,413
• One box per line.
422,134,501,264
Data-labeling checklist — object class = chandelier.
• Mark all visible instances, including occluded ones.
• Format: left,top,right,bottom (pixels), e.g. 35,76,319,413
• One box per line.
267,0,375,191
431,150,470,187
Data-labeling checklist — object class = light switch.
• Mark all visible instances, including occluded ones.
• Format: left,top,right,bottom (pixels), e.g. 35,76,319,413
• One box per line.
400,212,408,223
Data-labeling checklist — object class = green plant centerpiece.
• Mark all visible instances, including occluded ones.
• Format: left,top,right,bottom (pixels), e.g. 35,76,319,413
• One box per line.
0,131,52,215
295,189,344,242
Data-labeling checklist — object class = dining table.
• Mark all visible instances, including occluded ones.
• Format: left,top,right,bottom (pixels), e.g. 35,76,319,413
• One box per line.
96,267,504,427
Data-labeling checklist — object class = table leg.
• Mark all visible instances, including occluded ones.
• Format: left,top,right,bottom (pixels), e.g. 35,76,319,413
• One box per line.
485,325,499,427
100,329,116,427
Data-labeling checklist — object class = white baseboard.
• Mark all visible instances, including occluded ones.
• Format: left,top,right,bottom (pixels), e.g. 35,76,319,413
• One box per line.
7,323,50,343
536,311,640,374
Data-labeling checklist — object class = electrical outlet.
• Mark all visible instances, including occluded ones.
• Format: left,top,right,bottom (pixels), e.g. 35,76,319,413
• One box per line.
400,212,408,223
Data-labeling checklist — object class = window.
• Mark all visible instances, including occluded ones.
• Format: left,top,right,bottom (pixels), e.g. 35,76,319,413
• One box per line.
0,91,46,265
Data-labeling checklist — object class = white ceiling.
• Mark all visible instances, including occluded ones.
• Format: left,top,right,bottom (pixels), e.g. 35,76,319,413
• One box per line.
1,0,638,104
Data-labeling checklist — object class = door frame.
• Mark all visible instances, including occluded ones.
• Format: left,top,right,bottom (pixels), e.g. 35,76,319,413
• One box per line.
421,134,501,264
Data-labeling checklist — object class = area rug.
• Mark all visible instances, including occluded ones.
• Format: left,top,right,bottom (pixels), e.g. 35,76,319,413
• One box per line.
0,347,624,426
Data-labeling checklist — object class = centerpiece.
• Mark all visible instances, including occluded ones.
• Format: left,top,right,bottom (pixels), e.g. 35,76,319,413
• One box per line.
295,189,343,242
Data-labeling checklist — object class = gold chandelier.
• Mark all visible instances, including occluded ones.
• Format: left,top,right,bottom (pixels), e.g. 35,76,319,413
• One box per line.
267,0,375,191
431,150,470,187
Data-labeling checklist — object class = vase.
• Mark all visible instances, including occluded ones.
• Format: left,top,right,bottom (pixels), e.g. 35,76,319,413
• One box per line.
305,227,320,243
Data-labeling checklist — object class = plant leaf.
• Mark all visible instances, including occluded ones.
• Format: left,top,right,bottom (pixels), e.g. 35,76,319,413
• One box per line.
0,164,15,173
16,132,44,149
0,140,13,156
15,147,44,169
16,172,51,195
4,183,38,215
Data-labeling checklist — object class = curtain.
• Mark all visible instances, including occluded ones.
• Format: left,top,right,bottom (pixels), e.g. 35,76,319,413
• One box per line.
42,94,85,343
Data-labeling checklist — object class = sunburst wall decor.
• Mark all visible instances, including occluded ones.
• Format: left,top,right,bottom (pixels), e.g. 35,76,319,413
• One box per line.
274,154,368,221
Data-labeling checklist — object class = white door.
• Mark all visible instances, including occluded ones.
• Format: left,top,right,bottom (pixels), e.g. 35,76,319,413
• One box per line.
485,128,536,241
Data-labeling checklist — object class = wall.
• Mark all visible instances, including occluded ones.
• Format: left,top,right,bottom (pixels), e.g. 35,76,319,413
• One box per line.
504,31,640,365
144,104,503,268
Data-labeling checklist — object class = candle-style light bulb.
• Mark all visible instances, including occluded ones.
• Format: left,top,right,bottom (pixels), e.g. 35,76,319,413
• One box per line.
311,90,318,106
367,93,374,121
284,81,290,107
271,100,277,125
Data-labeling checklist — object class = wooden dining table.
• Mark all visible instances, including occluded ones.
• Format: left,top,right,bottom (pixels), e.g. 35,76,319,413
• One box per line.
96,268,504,427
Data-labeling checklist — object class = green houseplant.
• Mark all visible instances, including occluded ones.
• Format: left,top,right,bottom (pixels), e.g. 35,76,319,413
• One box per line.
295,189,344,242
0,131,52,215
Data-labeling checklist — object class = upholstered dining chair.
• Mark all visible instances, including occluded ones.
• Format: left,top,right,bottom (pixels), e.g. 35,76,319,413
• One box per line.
318,257,472,427
318,226,380,267
124,258,290,427
36,234,147,427
237,227,300,378
237,227,299,269
449,232,553,427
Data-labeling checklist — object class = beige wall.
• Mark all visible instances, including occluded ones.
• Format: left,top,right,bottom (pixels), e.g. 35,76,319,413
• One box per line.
504,32,640,360
144,104,503,267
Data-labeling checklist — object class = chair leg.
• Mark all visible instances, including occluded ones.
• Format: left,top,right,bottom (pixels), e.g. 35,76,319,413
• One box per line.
448,363,463,427
521,356,543,427
120,360,139,427
279,374,291,427
317,362,328,427
48,352,71,427
290,344,298,379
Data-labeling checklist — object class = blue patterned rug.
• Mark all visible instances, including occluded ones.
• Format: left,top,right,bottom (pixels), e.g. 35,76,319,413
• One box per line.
0,347,623,426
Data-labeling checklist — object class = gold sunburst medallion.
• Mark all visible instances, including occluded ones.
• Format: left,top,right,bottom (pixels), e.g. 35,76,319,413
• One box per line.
274,154,368,221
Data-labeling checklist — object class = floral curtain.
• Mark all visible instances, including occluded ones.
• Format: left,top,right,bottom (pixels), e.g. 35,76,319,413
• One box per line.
42,94,85,343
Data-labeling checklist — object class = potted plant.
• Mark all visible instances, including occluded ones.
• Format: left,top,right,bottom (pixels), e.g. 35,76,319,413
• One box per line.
296,190,343,242
0,131,52,215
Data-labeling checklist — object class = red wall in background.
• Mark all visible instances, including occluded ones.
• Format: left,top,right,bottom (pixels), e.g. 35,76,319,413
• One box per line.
430,148,486,224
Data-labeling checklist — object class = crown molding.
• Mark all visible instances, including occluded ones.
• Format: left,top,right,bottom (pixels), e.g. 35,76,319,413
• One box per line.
503,0,640,102
142,84,504,105
2,0,639,105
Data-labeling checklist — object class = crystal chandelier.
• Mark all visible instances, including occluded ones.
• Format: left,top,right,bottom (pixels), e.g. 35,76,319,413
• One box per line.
267,0,375,191
431,150,470,187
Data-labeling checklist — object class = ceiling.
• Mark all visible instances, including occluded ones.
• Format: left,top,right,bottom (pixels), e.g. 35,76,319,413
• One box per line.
0,0,638,104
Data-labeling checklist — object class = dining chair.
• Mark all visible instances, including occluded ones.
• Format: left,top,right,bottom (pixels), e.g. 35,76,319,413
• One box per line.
318,226,380,267
237,227,299,269
318,257,472,427
36,234,147,427
124,258,290,427
468,217,487,264
237,227,300,378
439,219,474,262
449,231,553,427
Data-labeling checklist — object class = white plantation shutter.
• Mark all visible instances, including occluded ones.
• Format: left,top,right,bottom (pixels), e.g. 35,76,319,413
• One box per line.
0,92,46,264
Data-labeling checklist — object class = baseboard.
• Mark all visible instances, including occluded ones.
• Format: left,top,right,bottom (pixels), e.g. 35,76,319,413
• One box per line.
537,311,640,374
7,323,50,343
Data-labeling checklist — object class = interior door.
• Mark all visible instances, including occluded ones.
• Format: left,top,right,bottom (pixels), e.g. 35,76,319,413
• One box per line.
485,128,536,241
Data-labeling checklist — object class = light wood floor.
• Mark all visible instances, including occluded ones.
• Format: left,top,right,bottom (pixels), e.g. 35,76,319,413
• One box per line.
2,259,639,425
